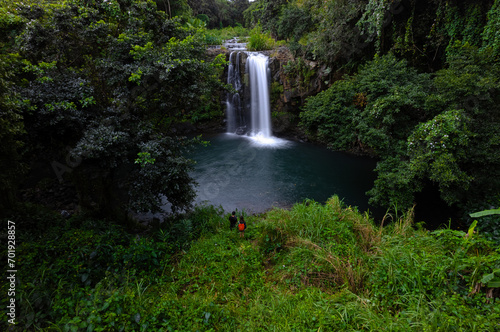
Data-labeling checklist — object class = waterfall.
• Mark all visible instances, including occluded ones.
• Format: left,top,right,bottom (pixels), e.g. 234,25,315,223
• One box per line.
226,52,272,137
226,51,288,147
247,53,272,138
226,52,244,134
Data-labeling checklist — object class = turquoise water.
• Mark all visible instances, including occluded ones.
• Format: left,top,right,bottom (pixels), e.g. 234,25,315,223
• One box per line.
190,133,380,215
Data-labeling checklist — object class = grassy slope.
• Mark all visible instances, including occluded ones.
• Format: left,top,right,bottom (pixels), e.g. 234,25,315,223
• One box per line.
4,197,500,331
134,197,499,331
159,197,500,331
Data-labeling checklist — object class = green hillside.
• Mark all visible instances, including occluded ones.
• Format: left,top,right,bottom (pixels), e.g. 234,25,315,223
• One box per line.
5,198,499,330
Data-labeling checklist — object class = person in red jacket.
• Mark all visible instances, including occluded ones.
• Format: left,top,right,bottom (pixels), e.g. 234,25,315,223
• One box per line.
238,215,246,238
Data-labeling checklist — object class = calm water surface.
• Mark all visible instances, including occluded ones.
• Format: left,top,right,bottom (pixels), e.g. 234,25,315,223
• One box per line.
190,133,380,215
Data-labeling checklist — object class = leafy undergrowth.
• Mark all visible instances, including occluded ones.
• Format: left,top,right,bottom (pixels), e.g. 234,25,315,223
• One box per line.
2,197,500,331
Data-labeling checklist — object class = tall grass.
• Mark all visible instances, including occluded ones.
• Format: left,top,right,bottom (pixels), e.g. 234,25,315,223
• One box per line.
247,25,282,51
257,196,381,294
6,198,500,331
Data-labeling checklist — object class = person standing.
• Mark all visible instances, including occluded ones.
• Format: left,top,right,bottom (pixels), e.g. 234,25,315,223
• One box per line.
238,215,246,238
229,211,238,230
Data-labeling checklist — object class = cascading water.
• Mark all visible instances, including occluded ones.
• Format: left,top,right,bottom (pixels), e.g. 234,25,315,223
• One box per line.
247,53,272,138
226,52,245,134
226,51,286,146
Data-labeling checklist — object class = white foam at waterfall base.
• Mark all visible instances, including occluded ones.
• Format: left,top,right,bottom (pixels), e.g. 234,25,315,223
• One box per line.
248,132,291,148
224,132,291,148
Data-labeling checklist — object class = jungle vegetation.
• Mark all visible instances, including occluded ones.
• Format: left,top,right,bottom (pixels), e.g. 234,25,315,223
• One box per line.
246,0,500,239
0,0,499,330
3,199,500,330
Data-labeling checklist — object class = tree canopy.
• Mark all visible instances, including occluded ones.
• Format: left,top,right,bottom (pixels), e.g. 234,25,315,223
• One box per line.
0,0,226,220
188,0,250,29
298,3,500,227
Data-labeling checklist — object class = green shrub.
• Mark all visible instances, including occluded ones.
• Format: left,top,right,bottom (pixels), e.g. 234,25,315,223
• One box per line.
247,25,278,51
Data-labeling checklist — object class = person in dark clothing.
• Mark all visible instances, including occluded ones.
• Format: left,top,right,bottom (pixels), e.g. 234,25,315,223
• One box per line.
229,211,237,230
238,215,247,238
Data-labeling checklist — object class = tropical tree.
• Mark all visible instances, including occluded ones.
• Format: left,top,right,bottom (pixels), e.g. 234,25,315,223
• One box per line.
11,0,225,221
301,48,500,214
188,0,249,29
0,1,26,213
154,0,191,18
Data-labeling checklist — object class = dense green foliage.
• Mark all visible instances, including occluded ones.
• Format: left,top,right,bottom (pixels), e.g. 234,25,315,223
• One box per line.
0,0,26,211
0,0,227,219
246,25,282,51
241,0,500,232
2,198,499,330
188,0,250,29
203,25,249,46
0,53,25,210
301,46,500,231
245,0,497,70
1,0,499,328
